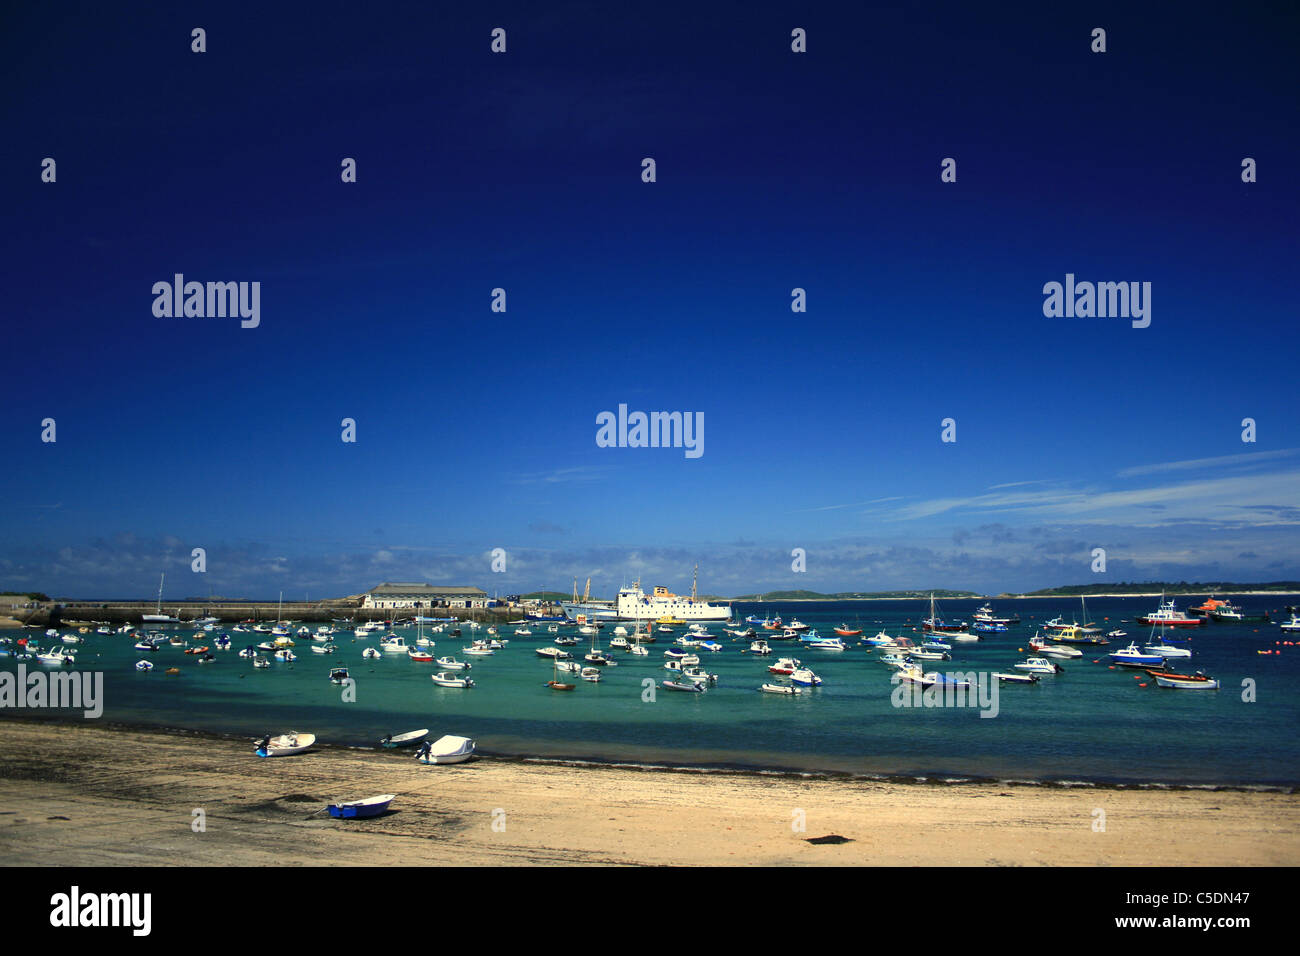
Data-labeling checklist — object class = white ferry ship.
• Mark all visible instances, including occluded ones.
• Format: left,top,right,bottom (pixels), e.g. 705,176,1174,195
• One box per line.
615,568,730,621
563,568,731,622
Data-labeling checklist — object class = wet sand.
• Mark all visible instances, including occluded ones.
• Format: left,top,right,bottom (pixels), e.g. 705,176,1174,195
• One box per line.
0,719,1296,866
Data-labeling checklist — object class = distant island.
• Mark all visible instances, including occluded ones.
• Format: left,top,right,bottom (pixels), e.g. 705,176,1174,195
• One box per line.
729,589,981,601
1019,581,1300,597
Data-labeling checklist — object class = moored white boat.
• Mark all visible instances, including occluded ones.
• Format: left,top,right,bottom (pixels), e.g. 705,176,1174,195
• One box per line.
431,672,475,688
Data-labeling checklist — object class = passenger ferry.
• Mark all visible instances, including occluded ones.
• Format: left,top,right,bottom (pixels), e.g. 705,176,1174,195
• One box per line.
612,568,731,622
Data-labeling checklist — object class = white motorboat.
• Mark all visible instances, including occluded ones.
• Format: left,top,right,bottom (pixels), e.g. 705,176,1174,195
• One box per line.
804,637,845,650
993,671,1038,684
749,639,771,655
252,657,271,668
311,643,336,654
436,656,471,670
134,660,154,671
790,667,822,687
431,672,475,688
681,665,718,685
416,735,475,764
536,646,570,659
463,645,494,657
1013,657,1062,674
255,732,315,757
768,657,801,675
629,645,649,656
759,682,802,695
379,635,408,653
274,649,297,662
361,647,381,659
580,666,603,682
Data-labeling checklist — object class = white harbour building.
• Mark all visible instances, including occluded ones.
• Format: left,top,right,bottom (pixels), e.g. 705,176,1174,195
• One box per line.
362,582,490,610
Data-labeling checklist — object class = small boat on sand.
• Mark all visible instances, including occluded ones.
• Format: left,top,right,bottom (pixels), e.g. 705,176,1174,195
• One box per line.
380,728,428,749
255,732,315,757
326,794,395,819
416,735,476,764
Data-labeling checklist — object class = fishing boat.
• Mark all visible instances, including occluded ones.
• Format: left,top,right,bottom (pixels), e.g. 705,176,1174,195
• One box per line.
759,682,802,695
379,635,409,653
1108,642,1165,667
834,624,864,637
326,794,395,819
1137,596,1204,628
1052,624,1109,646
255,732,315,757
416,735,476,764
749,639,772,655
1149,669,1219,690
1279,615,1300,632
380,729,428,749
790,667,823,687
785,619,810,633
407,647,435,662
864,630,899,647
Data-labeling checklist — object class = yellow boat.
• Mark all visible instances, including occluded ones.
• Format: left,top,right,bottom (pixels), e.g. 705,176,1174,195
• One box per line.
656,615,686,626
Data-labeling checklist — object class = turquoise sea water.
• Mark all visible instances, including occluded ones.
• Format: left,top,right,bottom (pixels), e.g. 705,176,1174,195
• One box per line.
3,597,1298,787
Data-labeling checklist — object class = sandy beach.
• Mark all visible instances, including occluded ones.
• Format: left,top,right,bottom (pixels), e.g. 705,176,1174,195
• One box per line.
0,719,1296,866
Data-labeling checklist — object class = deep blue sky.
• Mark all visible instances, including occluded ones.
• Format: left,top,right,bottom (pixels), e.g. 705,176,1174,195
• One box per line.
2,2,1297,599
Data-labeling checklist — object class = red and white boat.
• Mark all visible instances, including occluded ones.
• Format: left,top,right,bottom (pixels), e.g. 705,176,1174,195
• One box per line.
768,657,801,675
1136,597,1204,628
